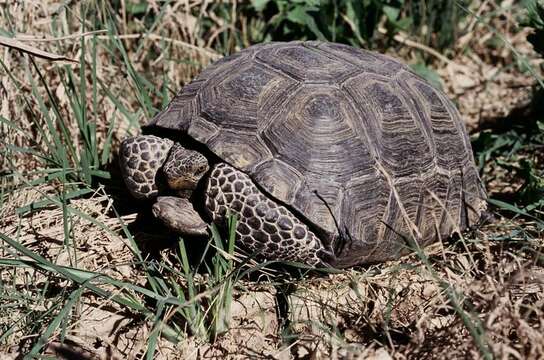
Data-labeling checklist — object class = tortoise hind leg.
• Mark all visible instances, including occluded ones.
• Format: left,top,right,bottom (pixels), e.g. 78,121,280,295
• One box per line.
204,163,334,266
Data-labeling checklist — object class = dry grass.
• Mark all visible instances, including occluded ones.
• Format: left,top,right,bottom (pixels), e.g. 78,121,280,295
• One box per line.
1,1,543,359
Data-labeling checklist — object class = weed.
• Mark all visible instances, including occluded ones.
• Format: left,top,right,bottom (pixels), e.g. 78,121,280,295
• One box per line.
524,0,544,56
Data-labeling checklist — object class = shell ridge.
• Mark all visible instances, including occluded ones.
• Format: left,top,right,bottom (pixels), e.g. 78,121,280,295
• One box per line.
253,53,303,82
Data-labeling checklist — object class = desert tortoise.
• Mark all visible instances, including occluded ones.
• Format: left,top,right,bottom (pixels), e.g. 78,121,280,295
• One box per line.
119,41,487,268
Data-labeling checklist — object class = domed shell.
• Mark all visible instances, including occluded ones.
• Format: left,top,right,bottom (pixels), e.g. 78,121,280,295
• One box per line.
147,41,486,267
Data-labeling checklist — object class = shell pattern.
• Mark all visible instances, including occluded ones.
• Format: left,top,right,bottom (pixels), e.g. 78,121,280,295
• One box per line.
147,41,486,267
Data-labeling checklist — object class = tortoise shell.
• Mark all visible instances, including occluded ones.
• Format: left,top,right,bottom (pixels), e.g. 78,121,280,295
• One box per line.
147,41,486,267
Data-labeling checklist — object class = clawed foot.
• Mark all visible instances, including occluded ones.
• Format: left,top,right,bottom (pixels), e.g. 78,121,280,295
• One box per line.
152,196,208,236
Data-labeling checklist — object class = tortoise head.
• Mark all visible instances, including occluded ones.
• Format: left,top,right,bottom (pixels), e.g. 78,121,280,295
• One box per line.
119,135,208,200
162,143,209,196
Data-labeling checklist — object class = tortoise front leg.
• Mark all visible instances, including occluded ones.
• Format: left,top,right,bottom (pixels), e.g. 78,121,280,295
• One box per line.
204,163,334,266
152,196,208,236
119,135,174,200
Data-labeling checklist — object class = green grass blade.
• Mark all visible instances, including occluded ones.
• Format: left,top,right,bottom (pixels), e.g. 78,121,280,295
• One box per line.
26,287,84,357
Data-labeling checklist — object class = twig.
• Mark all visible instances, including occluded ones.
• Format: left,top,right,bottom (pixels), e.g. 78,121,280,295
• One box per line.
0,35,77,63
97,33,222,60
340,13,367,46
15,30,108,42
377,27,457,68
465,0,490,34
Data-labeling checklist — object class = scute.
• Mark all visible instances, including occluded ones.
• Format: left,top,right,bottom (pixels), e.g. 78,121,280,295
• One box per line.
252,159,303,203
254,43,359,82
316,42,406,77
206,129,272,171
146,41,486,267
260,84,375,182
198,61,280,131
343,75,435,177
405,75,469,169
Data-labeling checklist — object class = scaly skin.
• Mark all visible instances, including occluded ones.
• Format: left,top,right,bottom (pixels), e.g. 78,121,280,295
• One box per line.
119,135,173,199
205,163,330,265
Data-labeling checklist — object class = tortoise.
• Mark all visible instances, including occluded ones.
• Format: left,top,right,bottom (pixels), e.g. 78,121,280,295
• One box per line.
119,41,487,268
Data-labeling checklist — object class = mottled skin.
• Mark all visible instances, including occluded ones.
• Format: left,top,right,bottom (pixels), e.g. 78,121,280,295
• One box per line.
119,136,172,199
120,135,329,265
205,163,328,264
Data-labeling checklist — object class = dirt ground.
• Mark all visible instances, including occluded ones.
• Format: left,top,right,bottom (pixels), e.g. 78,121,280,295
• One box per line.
1,184,543,359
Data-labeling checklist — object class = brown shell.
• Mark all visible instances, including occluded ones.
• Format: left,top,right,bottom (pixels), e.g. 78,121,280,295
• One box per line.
147,41,486,267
